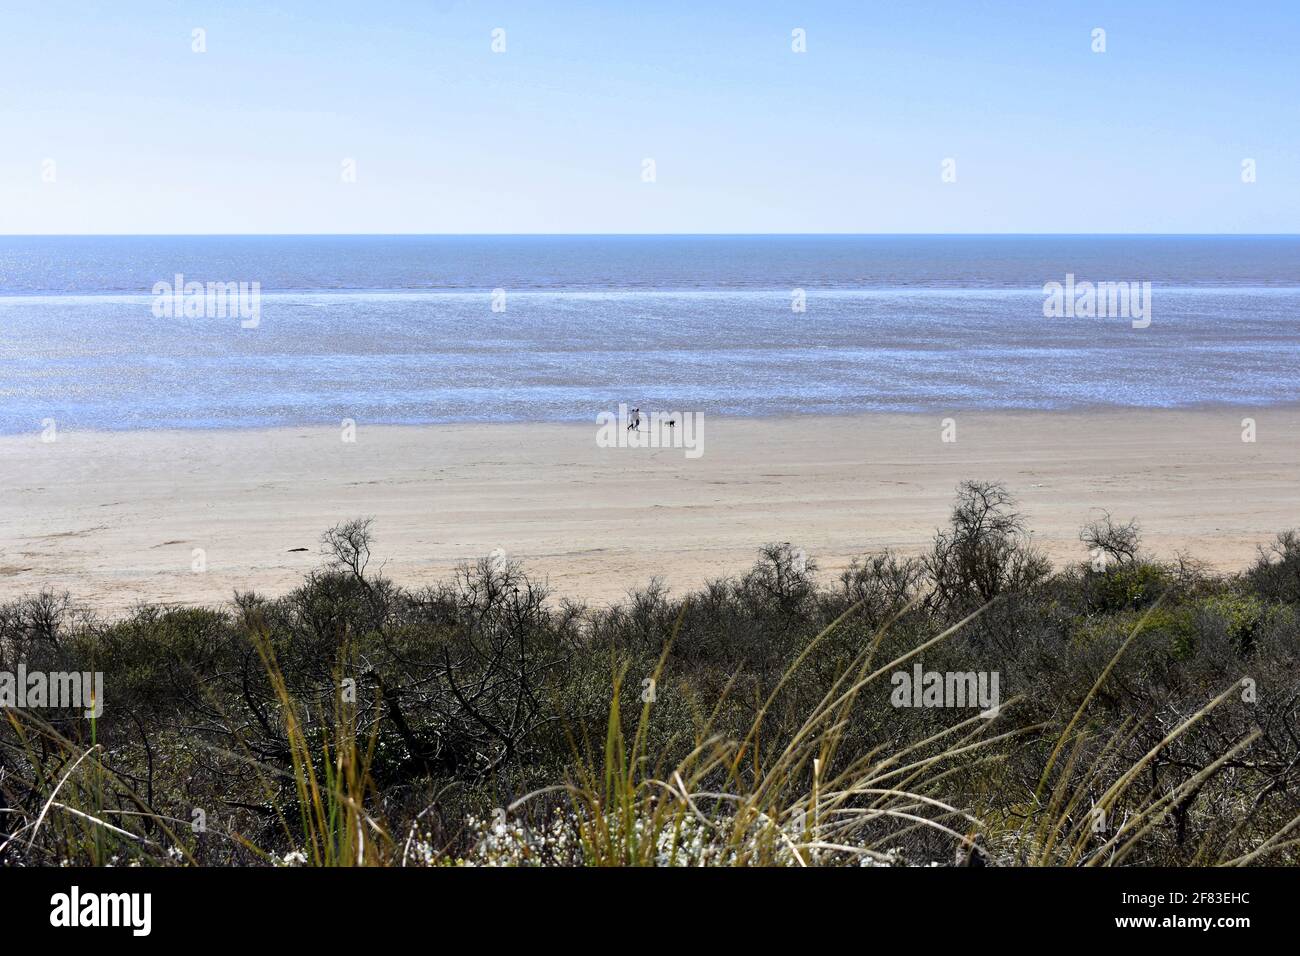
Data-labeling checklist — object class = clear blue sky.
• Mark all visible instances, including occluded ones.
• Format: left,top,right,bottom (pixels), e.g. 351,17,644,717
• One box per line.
1,0,1296,233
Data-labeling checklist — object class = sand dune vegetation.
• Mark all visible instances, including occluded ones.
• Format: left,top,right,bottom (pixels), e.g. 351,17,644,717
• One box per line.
2,481,1298,867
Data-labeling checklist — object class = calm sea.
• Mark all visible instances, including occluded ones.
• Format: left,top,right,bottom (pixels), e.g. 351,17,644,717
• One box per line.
1,235,1297,432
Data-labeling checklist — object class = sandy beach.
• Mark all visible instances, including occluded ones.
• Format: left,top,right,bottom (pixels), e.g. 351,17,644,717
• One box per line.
1,407,1296,615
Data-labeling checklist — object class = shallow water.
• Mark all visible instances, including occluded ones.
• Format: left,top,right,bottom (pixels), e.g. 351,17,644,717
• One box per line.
1,236,1297,431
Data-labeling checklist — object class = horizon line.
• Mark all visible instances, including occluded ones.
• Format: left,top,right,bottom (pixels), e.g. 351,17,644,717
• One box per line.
3,232,1300,239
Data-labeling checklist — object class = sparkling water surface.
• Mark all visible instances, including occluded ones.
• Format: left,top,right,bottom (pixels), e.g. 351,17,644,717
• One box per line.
1,236,1297,432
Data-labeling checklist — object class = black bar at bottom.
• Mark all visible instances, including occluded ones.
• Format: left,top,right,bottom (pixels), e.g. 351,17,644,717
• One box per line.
0,866,1278,942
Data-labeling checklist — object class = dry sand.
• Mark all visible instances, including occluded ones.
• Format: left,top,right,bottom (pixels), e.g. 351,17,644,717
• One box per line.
1,408,1296,616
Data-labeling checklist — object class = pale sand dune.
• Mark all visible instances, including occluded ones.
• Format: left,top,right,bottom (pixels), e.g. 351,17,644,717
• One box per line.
0,408,1296,615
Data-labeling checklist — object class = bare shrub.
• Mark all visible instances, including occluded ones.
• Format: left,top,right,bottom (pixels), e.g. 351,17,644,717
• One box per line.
1080,511,1142,566
321,517,376,583
924,480,1050,609
744,542,817,611
839,550,925,624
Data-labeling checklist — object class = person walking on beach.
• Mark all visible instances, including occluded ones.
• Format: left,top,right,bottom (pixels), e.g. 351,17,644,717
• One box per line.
627,407,641,432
